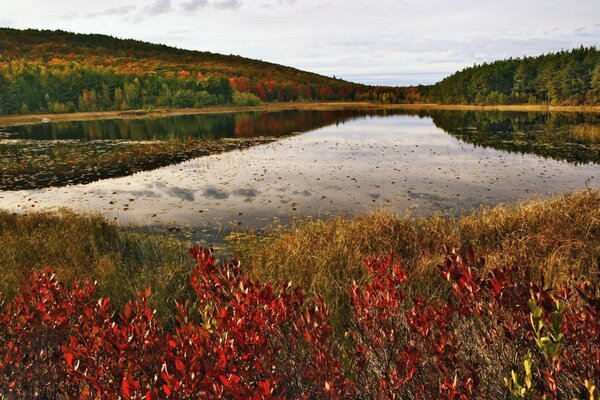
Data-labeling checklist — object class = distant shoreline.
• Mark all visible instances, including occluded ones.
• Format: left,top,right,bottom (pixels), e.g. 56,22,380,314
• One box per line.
2,101,600,127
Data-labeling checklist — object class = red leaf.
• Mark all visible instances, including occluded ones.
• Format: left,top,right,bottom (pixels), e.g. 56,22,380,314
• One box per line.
121,377,131,399
145,389,159,400
489,278,502,295
163,384,172,397
219,374,230,388
218,351,227,368
229,374,240,386
65,352,74,368
175,358,186,375
258,380,272,395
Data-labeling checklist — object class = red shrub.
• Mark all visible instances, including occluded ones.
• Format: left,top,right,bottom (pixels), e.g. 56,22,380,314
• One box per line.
0,247,352,399
158,246,353,399
438,246,600,399
0,245,598,399
350,256,477,399
0,269,97,399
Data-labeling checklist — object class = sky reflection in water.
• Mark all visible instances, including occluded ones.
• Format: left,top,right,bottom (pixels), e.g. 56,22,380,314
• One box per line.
1,112,598,244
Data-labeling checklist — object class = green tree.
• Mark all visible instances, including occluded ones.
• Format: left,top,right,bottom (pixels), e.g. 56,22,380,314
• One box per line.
589,63,600,103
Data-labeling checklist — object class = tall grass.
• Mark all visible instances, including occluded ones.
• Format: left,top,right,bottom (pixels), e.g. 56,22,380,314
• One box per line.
236,191,600,327
0,209,192,322
1,191,598,328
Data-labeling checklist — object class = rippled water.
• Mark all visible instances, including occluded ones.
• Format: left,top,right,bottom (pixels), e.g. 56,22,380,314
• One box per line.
1,109,599,244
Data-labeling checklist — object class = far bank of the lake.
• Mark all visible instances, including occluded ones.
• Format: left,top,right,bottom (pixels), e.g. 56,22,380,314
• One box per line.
3,101,600,127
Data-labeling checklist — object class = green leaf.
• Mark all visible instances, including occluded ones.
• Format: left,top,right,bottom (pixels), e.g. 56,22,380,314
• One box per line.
523,355,532,389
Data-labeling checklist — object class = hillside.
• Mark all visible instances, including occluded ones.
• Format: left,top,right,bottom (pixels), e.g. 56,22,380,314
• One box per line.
2,29,599,115
421,46,600,106
0,28,402,115
0,28,343,86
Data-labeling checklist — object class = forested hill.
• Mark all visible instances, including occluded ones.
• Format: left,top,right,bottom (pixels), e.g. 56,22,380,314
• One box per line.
1,29,599,115
421,46,600,106
0,28,338,86
0,28,401,115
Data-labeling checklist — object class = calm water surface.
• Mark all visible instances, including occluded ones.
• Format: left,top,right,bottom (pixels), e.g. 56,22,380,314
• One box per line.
1,109,598,244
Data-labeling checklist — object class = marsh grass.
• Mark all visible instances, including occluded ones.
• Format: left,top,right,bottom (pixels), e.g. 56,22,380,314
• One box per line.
0,209,192,322
236,191,600,327
570,124,600,144
1,191,599,329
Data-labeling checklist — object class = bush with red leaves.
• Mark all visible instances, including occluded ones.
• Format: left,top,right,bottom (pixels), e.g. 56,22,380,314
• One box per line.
0,246,352,399
0,245,598,399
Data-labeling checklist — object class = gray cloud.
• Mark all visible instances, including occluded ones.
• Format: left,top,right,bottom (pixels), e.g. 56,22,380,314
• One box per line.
181,0,209,12
203,186,229,200
212,0,242,9
85,5,136,18
179,0,241,12
144,0,173,16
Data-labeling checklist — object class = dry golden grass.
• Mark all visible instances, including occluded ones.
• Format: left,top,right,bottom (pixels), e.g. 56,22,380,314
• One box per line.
0,209,192,322
1,191,598,328
236,191,600,327
570,124,600,144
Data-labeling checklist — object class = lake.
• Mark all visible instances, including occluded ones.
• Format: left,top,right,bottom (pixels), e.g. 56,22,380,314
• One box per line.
1,108,599,244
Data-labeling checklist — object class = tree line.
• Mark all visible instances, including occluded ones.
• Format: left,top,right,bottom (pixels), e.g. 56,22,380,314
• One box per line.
0,61,365,115
421,46,600,106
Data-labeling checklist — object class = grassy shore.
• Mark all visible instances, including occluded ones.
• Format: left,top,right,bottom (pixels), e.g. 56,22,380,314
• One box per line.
0,209,192,322
234,191,600,327
2,101,600,127
1,191,598,328
0,102,379,127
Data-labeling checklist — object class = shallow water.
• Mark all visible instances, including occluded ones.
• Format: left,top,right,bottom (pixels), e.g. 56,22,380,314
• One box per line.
1,109,599,244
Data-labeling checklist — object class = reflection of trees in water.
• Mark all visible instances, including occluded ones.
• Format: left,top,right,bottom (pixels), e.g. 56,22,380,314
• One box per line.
10,109,401,141
4,108,599,191
3,109,403,190
426,110,600,165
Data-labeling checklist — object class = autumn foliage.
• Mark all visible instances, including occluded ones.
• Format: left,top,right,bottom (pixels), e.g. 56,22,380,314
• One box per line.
1,245,599,399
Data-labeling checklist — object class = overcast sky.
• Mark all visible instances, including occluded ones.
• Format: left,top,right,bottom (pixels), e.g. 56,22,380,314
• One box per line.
1,0,599,86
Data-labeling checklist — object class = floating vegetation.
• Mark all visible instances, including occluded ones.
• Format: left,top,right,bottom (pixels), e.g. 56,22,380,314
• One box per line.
0,137,280,191
0,109,396,191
